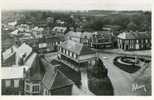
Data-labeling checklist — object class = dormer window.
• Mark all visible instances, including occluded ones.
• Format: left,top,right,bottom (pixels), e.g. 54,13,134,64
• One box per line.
73,53,77,59
66,50,69,55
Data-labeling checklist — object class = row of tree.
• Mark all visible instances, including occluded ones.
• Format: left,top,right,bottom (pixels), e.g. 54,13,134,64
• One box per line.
4,10,151,32
82,11,151,32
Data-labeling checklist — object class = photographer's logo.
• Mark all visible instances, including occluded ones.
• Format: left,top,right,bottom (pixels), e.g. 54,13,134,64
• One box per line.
132,83,146,92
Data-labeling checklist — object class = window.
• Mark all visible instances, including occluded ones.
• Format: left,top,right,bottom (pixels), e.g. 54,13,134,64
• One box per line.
26,84,30,91
66,50,69,55
14,80,19,88
70,52,72,57
5,80,11,87
39,43,47,48
32,85,40,93
74,53,76,59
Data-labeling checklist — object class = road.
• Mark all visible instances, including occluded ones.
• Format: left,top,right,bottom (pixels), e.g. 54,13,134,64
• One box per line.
99,53,149,95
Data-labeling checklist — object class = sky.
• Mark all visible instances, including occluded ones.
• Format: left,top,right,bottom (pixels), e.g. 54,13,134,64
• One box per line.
1,0,152,11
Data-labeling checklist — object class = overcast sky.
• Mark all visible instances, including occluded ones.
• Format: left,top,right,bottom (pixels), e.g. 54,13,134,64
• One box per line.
1,0,151,11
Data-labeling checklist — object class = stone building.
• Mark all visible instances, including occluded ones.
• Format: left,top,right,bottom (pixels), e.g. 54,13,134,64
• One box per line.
65,31,93,47
1,67,25,95
90,31,115,49
117,32,151,51
58,40,96,72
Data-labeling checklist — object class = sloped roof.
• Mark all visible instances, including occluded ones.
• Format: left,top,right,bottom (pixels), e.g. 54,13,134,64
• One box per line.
38,36,65,43
51,70,73,90
46,36,65,42
42,66,73,90
16,43,32,60
117,31,151,39
57,63,81,84
26,54,45,81
60,40,95,55
2,45,17,62
24,53,37,70
10,30,19,35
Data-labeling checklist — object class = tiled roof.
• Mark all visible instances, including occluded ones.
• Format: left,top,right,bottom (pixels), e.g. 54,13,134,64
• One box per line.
2,45,17,62
117,31,151,39
38,36,65,43
16,43,33,61
26,55,45,81
42,66,73,90
51,70,73,90
60,40,95,55
24,53,37,70
57,63,81,84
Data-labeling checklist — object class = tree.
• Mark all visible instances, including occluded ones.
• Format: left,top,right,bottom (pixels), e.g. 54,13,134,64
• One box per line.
88,58,114,95
127,21,137,31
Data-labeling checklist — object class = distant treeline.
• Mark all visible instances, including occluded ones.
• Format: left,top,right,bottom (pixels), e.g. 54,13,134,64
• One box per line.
2,10,151,32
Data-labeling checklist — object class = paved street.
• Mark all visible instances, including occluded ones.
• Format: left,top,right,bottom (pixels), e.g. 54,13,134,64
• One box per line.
99,53,150,95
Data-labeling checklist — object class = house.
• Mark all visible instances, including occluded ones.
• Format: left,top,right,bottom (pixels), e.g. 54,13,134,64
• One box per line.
56,20,65,25
58,40,96,72
9,30,19,37
32,26,44,39
90,31,115,49
1,43,42,95
15,43,33,66
52,26,67,36
42,64,74,95
2,45,18,66
24,54,45,95
65,31,93,46
8,21,17,26
7,21,17,30
1,67,25,95
117,31,151,51
34,36,65,53
17,24,31,33
2,43,35,68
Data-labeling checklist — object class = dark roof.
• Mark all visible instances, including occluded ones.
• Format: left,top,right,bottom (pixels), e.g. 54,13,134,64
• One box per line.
50,59,61,65
46,36,65,42
51,70,73,90
60,40,95,55
42,66,57,89
26,55,45,81
38,36,65,43
57,63,81,84
42,67,73,90
118,31,151,39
